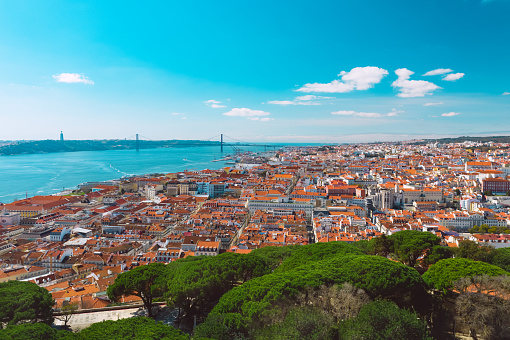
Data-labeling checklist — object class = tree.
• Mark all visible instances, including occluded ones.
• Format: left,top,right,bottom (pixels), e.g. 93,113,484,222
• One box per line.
209,255,426,326
338,300,433,340
0,323,68,340
422,258,509,292
454,188,461,196
74,317,188,340
455,239,493,262
274,241,363,273
369,234,394,257
453,275,510,340
389,230,441,267
56,303,79,327
489,247,510,272
0,281,54,326
107,262,166,318
422,245,454,267
254,306,337,340
166,253,268,325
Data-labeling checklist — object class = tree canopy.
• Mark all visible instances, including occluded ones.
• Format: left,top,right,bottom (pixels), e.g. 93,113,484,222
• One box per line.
107,262,167,317
166,252,269,323
0,323,68,340
0,281,54,326
422,258,509,292
209,254,426,326
274,241,364,273
73,317,188,340
338,300,433,340
389,230,441,267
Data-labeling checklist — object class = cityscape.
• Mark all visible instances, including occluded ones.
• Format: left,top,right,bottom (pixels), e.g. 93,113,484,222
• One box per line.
1,0,510,339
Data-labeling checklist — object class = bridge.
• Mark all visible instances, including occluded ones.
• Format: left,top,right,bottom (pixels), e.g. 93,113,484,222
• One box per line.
125,133,284,153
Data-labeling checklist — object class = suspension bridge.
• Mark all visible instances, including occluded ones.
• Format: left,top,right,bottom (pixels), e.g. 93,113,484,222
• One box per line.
124,133,284,153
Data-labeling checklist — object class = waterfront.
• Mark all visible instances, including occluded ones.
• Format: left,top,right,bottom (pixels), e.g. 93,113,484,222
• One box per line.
0,145,270,203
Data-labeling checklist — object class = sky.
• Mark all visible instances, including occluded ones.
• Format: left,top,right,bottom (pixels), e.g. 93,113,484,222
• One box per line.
0,0,509,143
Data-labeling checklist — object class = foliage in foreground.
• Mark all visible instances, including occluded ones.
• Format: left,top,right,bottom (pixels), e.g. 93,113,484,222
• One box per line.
0,280,54,326
422,257,509,292
339,300,433,340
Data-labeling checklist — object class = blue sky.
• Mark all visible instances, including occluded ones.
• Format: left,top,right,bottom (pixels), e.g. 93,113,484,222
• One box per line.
0,0,509,143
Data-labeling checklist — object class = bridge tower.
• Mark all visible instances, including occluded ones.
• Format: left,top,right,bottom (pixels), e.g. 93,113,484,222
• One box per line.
221,134,223,153
136,134,139,152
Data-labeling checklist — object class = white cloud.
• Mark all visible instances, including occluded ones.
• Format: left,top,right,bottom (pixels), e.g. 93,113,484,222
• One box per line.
297,66,388,93
52,73,94,85
259,118,274,122
388,108,404,116
204,99,226,108
423,102,443,106
442,73,465,81
223,108,271,117
297,80,355,93
423,68,453,76
391,68,441,97
331,110,383,118
268,95,331,106
441,112,461,117
172,112,182,115
267,100,295,106
295,95,321,101
503,92,510,95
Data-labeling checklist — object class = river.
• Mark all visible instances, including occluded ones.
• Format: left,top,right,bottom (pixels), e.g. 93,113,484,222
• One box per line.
0,145,273,203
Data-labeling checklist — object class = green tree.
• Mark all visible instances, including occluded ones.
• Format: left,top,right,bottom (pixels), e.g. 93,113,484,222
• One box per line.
338,300,433,340
274,241,363,273
209,255,426,326
253,306,337,340
0,323,62,340
469,225,480,233
422,245,454,267
249,245,299,270
489,247,510,272
166,253,268,324
389,230,441,267
107,262,167,318
0,281,54,326
368,234,394,257
74,317,188,340
422,258,509,292
455,239,493,261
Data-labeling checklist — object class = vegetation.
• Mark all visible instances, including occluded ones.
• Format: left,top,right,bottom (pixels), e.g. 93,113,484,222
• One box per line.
469,224,510,234
107,262,167,318
0,281,54,326
338,300,433,340
388,230,441,267
422,258,509,292
74,317,188,340
166,253,269,325
6,237,510,339
0,323,66,340
273,241,364,273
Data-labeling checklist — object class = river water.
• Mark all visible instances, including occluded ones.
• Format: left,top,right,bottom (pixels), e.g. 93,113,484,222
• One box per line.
0,145,273,203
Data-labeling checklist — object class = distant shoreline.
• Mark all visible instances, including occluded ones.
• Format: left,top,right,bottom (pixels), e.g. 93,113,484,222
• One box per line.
0,139,225,156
